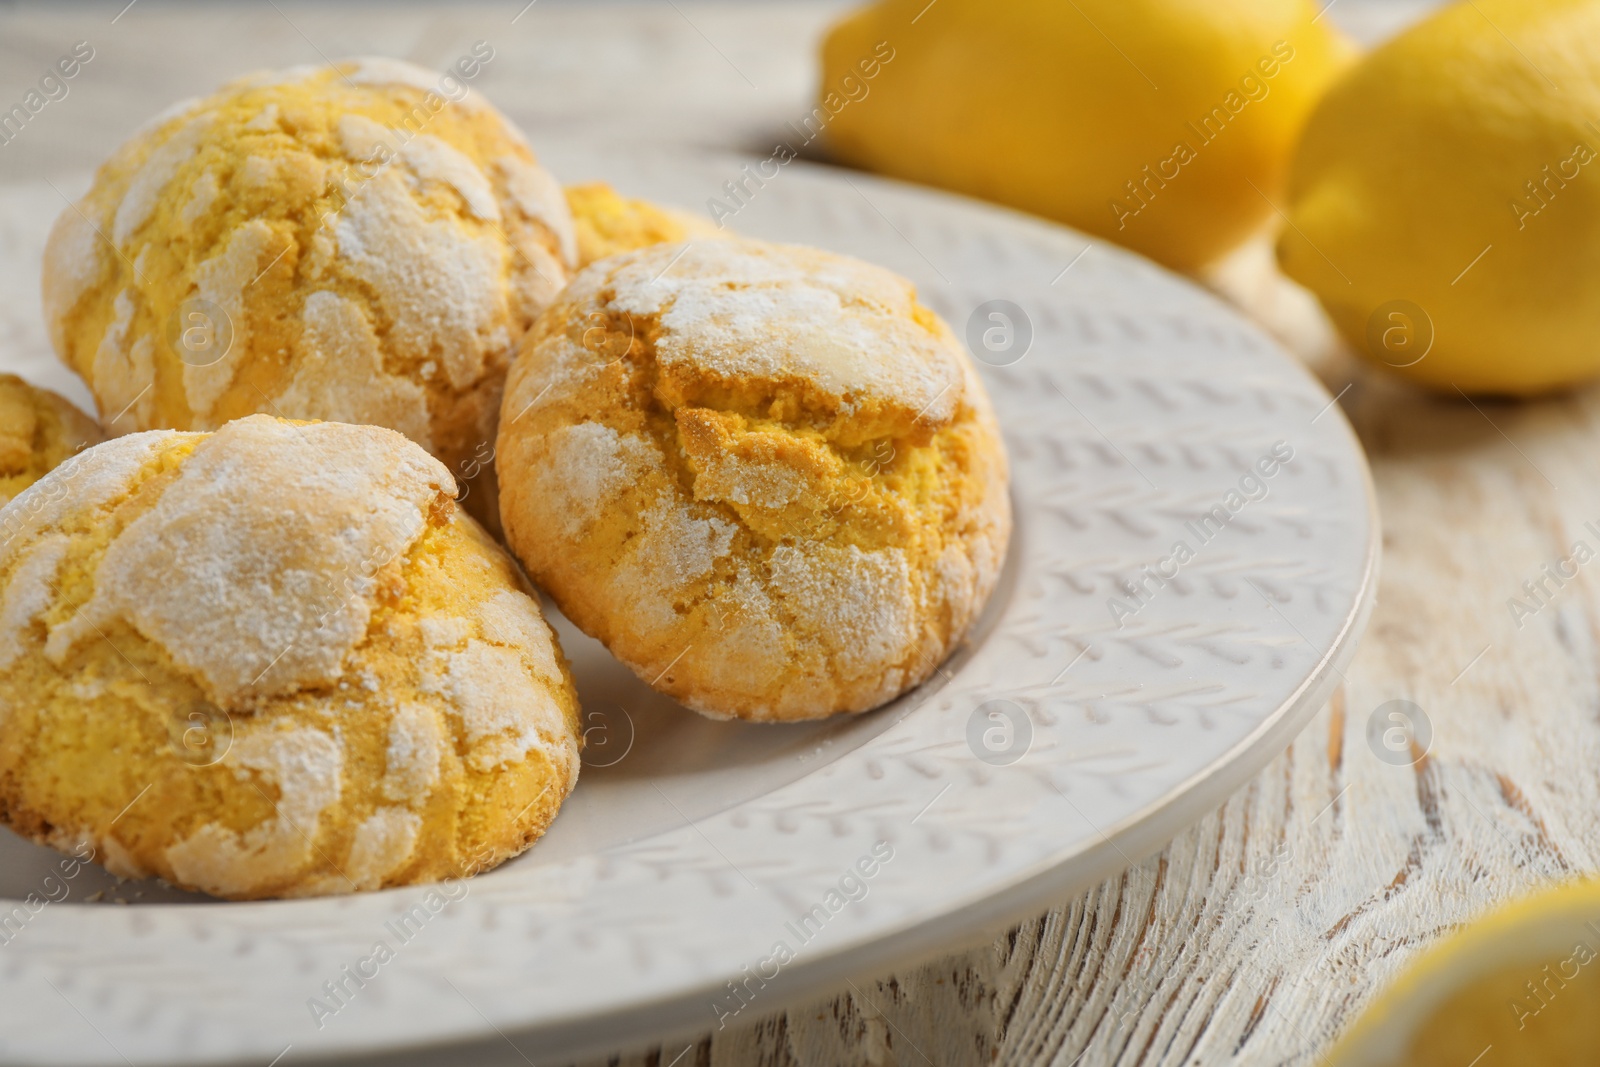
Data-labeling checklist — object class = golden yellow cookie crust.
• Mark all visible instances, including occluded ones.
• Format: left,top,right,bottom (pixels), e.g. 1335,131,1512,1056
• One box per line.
497,238,1011,722
41,58,575,481
0,415,580,900
565,182,718,269
0,373,104,509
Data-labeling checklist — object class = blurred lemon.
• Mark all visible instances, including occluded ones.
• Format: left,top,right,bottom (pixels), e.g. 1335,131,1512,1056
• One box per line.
819,0,1353,271
1330,879,1600,1066
1280,0,1600,395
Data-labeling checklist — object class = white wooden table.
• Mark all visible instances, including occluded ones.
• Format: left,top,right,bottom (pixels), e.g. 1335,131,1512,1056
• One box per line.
8,3,1586,1064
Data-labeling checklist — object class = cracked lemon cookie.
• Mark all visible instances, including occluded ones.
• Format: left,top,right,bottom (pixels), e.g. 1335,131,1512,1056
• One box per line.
497,239,1011,721
565,182,718,269
0,415,580,900
41,58,575,489
0,374,103,509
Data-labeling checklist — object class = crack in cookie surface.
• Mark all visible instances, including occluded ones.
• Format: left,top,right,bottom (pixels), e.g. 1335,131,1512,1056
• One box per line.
498,238,1011,721
42,58,574,484
0,416,580,899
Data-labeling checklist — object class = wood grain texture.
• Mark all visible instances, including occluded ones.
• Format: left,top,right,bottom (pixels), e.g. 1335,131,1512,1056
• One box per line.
6,2,1582,1064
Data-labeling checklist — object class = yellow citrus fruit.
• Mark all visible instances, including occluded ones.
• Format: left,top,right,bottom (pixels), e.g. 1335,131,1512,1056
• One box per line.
1330,879,1600,1066
1280,0,1600,395
819,0,1353,271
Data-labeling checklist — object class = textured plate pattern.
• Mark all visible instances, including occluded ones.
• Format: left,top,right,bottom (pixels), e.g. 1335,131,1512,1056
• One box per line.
0,149,1376,1067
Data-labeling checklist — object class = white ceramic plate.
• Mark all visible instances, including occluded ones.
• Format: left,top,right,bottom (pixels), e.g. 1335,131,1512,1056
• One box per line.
0,147,1377,1067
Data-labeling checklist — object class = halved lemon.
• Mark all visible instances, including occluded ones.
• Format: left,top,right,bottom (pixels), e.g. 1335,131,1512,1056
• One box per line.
1331,880,1600,1066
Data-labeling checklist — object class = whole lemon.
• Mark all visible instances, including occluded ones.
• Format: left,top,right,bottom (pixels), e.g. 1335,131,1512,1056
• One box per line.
818,0,1353,271
1280,0,1600,395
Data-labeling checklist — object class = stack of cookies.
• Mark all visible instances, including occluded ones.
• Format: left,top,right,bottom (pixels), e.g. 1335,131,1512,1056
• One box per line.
0,59,1010,900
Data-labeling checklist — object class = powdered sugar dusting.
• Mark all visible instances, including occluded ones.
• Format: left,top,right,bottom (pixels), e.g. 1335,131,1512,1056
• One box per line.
605,239,962,422
496,156,577,269
275,290,434,447
606,498,737,638
90,290,155,429
112,112,215,247
382,702,444,803
185,220,279,418
180,170,221,226
164,725,344,897
46,417,453,707
336,116,500,224
401,135,501,223
0,431,174,574
419,616,472,651
529,423,656,539
693,565,785,700
476,589,562,684
345,57,487,113
40,206,104,357
334,170,505,390
444,639,566,772
346,806,422,888
769,542,917,681
0,535,69,674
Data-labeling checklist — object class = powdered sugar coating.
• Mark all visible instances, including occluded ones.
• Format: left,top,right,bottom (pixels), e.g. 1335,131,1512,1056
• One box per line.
39,209,102,360
476,589,563,683
527,423,658,540
382,702,445,804
0,414,583,899
165,726,344,897
347,807,424,889
444,640,569,772
184,219,279,416
41,58,575,505
0,535,68,675
497,156,578,269
334,173,507,392
89,290,155,430
599,238,963,424
111,113,215,247
276,291,434,447
0,430,172,571
47,417,452,707
345,57,490,114
498,238,1012,720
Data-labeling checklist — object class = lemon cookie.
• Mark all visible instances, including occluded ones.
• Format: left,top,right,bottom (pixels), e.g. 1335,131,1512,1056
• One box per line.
41,58,575,489
565,182,718,268
0,374,103,509
497,239,1011,721
0,415,580,899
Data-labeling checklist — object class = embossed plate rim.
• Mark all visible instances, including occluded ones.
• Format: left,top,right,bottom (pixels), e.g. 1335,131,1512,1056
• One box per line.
0,151,1379,1067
